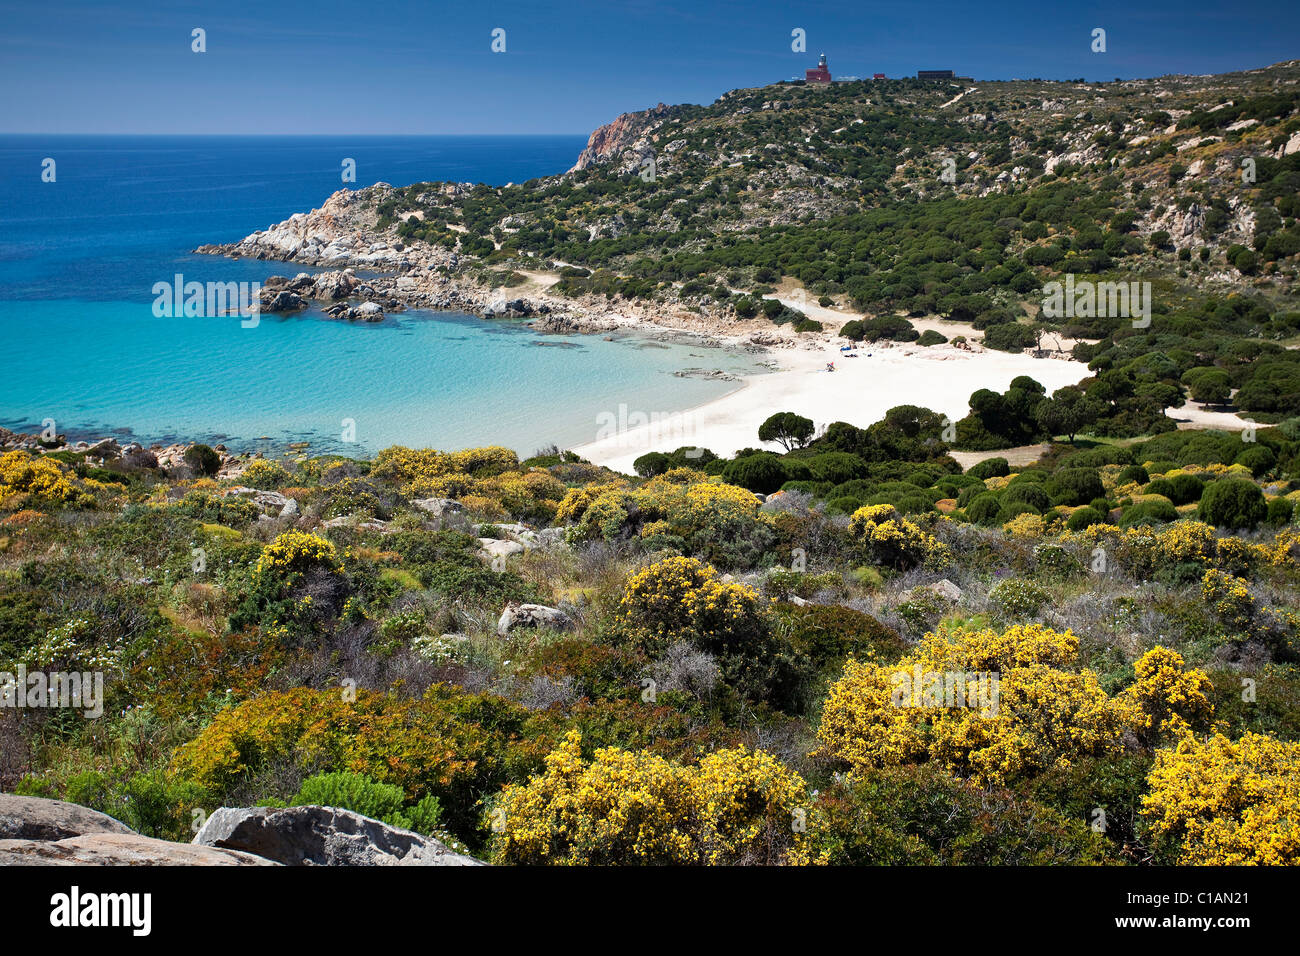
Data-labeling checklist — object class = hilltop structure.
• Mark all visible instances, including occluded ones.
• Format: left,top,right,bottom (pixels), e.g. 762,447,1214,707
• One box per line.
806,53,832,84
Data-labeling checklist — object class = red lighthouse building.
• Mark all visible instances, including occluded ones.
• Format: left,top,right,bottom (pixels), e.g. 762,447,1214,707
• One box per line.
805,53,832,84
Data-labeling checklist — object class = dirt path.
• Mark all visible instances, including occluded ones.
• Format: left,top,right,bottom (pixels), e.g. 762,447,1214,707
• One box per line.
948,444,1052,470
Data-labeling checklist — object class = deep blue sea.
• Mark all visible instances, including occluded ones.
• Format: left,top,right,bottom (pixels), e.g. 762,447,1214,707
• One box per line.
0,135,754,456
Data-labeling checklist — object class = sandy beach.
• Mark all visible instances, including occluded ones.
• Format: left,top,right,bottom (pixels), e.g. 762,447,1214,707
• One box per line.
573,336,1093,473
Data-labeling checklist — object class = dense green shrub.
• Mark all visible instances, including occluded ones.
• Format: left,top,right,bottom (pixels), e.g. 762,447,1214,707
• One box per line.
1117,464,1149,486
967,494,1003,522
1066,506,1108,531
722,452,789,494
1046,468,1105,506
183,444,221,477
1145,474,1205,505
1235,445,1277,477
967,457,1009,480
1197,478,1267,530
1003,483,1051,512
1121,498,1179,527
820,766,1114,865
1265,497,1295,527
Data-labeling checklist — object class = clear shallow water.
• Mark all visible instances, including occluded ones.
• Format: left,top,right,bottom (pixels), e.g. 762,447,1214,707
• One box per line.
0,135,755,455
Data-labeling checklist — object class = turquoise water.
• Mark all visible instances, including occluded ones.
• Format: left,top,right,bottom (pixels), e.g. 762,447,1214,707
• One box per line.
0,135,754,455
1,299,750,456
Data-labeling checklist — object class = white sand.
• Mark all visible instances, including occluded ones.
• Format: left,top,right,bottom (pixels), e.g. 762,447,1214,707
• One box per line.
1166,402,1255,432
573,338,1092,474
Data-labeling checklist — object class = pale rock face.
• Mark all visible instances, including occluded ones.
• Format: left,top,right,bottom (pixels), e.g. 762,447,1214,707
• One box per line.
411,497,464,517
497,602,572,636
0,832,278,866
478,538,526,561
919,579,963,603
193,806,484,866
0,794,276,866
0,793,134,841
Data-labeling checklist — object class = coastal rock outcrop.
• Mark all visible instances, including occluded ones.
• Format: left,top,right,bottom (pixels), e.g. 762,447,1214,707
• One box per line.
192,806,484,866
411,497,464,518
570,103,672,172
0,794,275,866
497,602,572,636
0,793,134,842
0,832,278,866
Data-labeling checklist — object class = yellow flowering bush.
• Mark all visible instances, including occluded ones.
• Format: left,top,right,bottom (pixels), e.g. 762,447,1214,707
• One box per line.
553,481,628,525
1201,569,1254,632
563,478,765,542
1155,520,1217,565
1123,646,1214,740
168,687,553,840
1059,520,1276,582
372,445,455,485
848,504,949,570
614,555,764,657
371,445,523,511
0,451,94,508
240,458,291,488
558,477,774,567
675,480,764,530
1259,528,1300,569
1213,535,1258,577
447,445,519,476
1002,512,1047,539
490,730,825,865
1143,732,1300,865
816,623,1133,786
254,530,340,579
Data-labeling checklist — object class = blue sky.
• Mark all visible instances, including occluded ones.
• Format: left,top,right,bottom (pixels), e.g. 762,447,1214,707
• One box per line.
0,0,1295,134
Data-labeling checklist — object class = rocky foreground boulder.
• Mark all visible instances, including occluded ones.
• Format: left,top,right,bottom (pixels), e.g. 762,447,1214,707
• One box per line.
0,833,276,866
0,793,134,841
193,806,483,866
0,794,270,865
497,602,572,636
1,794,483,866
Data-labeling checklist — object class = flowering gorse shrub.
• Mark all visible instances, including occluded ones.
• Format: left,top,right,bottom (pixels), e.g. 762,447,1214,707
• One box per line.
0,451,99,508
816,623,1135,786
368,445,564,520
254,530,340,580
848,504,950,570
1002,512,1048,539
489,730,825,865
239,458,292,488
1124,646,1214,740
169,687,550,840
560,476,772,568
612,555,809,706
1061,519,1290,582
614,555,764,658
1143,732,1300,865
1201,569,1254,632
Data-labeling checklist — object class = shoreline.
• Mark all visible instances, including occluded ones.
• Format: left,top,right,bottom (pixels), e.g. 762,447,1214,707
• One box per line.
572,336,1094,472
